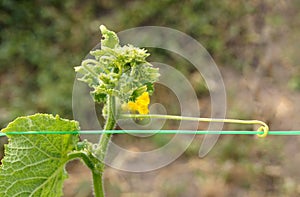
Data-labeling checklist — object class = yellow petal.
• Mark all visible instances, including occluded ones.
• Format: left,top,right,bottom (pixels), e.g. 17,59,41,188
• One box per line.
137,105,149,114
127,101,137,111
136,92,150,105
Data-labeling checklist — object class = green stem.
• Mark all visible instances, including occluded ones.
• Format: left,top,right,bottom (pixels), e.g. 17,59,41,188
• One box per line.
92,171,104,197
93,95,116,197
67,151,104,196
67,151,95,170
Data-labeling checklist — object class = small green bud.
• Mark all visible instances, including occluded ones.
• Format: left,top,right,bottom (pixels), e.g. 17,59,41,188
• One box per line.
100,25,119,49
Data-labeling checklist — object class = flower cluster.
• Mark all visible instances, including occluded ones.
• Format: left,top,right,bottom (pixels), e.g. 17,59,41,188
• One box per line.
75,25,159,114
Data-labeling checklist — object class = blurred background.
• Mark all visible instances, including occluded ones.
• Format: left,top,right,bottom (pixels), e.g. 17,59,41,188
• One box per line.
1,0,300,196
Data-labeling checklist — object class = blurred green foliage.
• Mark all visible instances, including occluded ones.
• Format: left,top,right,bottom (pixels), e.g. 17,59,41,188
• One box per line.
0,0,260,128
0,0,96,127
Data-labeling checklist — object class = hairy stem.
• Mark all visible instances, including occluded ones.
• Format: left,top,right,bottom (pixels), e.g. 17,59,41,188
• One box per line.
92,171,104,197
93,95,116,197
67,151,95,170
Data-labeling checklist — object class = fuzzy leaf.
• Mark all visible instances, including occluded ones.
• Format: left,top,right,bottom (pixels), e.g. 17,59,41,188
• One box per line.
0,113,79,197
100,25,119,49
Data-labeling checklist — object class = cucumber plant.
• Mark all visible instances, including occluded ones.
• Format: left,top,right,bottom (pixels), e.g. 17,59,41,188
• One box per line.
0,25,159,197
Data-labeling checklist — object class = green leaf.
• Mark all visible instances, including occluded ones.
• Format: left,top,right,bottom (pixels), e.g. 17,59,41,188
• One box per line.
0,113,79,197
100,25,119,49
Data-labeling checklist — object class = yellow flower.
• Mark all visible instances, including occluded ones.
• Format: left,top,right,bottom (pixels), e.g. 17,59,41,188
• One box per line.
125,92,150,114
